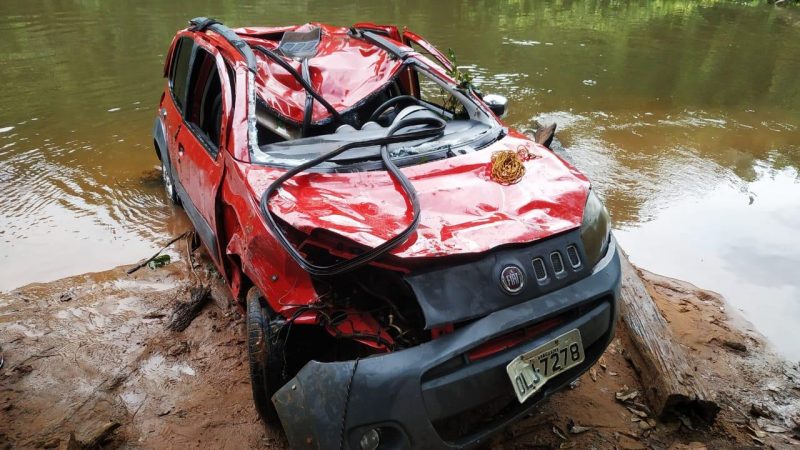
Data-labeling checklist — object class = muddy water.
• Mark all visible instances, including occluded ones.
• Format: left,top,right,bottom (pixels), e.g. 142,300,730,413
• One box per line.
1,1,799,357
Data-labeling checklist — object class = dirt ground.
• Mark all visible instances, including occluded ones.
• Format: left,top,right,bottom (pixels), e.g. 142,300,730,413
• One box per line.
1,239,799,449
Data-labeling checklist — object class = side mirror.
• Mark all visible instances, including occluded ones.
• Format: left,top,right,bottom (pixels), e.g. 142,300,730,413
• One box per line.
483,94,508,119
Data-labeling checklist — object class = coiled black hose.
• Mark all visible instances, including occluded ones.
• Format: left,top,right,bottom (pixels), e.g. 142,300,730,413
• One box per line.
259,116,446,276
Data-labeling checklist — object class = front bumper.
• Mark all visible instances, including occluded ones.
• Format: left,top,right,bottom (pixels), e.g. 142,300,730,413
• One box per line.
273,237,621,450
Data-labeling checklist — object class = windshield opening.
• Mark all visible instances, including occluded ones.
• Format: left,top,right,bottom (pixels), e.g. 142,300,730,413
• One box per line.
250,60,502,170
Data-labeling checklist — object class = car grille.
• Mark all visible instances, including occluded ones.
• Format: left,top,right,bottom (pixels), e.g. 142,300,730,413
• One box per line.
532,257,547,281
404,229,591,328
550,251,565,274
567,244,581,268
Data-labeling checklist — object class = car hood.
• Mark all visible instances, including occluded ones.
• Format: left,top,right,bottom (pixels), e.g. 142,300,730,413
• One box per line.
244,135,590,259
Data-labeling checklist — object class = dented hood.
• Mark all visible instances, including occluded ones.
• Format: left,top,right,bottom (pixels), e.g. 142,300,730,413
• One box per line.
245,136,590,259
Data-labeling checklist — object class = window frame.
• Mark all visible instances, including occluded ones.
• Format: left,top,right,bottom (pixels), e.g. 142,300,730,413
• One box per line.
174,37,235,160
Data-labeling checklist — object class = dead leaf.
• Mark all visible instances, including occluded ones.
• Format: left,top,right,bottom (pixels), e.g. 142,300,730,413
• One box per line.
627,406,648,418
609,371,618,376
748,426,767,439
552,425,568,441
616,388,639,402
567,418,591,435
763,424,788,433
590,368,597,382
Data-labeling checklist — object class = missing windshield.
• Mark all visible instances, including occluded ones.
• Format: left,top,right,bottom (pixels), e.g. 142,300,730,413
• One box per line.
250,61,502,169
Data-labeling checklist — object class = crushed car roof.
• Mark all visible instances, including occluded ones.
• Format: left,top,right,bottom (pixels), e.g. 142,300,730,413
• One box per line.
234,24,406,125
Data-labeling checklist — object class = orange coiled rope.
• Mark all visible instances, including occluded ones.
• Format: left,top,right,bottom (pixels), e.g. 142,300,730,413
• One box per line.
490,146,533,185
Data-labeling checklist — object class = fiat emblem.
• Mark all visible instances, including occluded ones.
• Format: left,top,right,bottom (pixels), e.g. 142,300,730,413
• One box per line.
500,265,525,294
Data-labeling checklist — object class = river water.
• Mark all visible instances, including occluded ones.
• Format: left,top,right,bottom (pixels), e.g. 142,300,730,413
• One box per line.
1,0,798,359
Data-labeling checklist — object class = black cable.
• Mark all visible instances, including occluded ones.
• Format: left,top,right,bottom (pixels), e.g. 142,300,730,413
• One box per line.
252,45,344,126
259,116,446,276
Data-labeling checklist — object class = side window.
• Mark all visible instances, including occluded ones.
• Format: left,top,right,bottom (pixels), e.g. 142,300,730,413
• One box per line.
169,37,194,111
185,48,223,155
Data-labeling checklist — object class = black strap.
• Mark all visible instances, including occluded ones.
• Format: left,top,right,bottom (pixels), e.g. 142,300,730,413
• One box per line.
353,29,412,60
188,17,257,73
188,17,221,32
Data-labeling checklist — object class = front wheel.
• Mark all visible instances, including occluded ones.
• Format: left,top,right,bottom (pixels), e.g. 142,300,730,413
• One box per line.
246,287,287,424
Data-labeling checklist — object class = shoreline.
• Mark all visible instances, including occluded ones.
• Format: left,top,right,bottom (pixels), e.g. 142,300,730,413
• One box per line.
1,244,798,449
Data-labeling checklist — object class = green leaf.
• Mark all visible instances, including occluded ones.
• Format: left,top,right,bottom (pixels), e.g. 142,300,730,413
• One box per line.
147,254,171,270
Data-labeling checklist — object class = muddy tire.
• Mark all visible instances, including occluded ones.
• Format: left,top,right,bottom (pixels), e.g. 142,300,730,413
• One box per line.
246,286,286,424
161,154,181,206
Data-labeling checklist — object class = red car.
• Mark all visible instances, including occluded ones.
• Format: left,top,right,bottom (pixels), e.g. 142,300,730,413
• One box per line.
153,17,620,450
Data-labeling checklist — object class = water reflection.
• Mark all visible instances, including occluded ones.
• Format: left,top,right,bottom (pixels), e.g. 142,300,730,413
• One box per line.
0,0,798,357
614,166,800,358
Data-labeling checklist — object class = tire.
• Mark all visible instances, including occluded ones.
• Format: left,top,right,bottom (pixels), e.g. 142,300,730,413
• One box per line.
160,153,181,206
246,286,287,424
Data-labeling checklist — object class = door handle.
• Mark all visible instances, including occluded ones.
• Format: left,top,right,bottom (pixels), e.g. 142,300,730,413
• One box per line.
178,144,185,159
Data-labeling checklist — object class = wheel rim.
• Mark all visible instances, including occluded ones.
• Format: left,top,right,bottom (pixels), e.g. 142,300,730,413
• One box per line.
162,160,174,199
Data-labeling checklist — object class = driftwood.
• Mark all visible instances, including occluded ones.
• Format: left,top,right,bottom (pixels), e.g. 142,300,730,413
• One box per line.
534,122,557,149
618,251,720,423
166,286,211,332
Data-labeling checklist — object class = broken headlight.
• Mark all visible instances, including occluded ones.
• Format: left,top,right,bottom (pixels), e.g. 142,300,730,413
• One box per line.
580,190,611,268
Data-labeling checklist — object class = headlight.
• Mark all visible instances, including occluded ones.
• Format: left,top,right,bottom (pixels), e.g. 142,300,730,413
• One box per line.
580,190,611,268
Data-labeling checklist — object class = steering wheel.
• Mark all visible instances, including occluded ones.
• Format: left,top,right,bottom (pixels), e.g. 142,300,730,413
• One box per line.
368,95,443,124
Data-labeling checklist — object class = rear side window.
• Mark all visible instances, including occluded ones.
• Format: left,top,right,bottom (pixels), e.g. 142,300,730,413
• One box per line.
169,37,194,111
185,48,223,155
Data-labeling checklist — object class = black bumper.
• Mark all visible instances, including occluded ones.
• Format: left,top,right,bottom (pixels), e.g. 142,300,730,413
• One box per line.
273,238,621,450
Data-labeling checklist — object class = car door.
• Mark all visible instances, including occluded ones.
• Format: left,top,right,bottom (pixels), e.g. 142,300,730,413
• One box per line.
172,40,233,264
163,35,193,192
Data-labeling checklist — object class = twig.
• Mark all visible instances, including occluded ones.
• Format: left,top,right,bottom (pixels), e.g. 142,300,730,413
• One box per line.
11,345,58,370
130,393,148,420
127,231,189,275
185,231,199,282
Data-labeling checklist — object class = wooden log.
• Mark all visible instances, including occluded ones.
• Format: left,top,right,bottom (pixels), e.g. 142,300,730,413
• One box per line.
618,251,720,423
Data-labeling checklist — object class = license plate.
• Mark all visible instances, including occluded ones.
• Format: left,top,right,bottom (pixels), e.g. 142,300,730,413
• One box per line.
506,329,585,403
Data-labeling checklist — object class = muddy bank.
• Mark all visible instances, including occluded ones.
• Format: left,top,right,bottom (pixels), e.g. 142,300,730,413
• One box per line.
1,243,798,449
